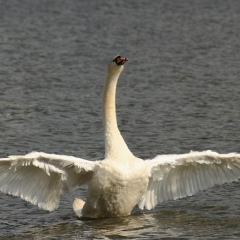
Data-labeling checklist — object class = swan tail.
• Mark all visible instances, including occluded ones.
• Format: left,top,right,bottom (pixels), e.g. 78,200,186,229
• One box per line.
73,198,85,217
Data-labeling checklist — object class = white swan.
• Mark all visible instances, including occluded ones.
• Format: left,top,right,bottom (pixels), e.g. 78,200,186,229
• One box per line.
1,55,240,218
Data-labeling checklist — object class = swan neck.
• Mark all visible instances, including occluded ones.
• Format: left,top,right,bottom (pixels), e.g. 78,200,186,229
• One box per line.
103,70,132,159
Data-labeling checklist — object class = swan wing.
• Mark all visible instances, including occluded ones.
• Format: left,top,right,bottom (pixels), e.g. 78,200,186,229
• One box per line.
0,151,98,211
139,150,240,210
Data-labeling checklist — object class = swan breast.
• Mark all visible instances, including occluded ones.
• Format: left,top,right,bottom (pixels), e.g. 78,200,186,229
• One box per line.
82,158,148,218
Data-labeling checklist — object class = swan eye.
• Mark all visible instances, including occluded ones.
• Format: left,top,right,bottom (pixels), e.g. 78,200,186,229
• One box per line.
113,56,128,66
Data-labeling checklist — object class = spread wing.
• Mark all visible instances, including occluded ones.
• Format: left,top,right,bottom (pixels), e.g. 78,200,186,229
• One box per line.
139,150,240,210
0,152,98,211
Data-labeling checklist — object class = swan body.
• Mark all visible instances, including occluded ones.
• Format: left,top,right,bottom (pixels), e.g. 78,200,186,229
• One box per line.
1,56,240,218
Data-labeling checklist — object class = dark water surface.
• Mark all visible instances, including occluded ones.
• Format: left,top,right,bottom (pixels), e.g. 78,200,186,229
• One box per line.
1,0,240,239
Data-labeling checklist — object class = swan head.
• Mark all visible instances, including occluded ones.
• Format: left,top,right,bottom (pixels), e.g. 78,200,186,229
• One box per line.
108,56,128,74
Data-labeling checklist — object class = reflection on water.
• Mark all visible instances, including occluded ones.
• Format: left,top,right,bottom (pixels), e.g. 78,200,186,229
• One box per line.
4,212,185,239
4,203,240,239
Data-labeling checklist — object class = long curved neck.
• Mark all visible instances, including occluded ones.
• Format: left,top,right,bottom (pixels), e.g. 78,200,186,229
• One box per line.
103,69,133,159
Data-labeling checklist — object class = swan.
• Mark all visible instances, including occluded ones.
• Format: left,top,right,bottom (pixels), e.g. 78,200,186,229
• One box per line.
1,55,240,218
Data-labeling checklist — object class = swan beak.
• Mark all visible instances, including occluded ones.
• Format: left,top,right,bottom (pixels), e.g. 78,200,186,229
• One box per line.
113,56,128,66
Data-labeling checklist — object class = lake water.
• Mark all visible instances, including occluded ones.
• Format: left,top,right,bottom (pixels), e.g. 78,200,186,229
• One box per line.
1,0,240,239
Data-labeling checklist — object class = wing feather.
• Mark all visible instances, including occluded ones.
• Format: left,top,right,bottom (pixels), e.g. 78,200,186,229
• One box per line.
139,150,240,210
0,152,98,211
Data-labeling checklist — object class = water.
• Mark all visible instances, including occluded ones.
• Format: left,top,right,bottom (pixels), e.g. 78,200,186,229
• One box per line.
1,0,240,238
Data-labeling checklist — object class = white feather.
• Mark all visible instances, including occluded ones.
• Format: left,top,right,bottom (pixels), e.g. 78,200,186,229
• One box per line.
0,152,98,211
139,150,240,210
